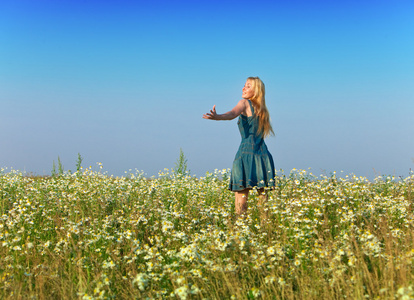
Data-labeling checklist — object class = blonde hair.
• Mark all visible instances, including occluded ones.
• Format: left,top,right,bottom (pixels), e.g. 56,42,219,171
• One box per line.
247,76,274,138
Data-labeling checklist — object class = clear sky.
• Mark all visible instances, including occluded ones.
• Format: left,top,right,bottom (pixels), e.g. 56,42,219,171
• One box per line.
1,0,414,179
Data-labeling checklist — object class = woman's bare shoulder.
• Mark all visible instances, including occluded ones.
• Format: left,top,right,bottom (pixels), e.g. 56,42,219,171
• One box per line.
238,99,252,116
238,98,249,106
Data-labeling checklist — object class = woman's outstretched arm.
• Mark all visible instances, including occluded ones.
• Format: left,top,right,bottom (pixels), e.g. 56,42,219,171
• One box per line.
203,99,247,120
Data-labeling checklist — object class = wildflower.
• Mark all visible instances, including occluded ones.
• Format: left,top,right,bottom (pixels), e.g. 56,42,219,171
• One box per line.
397,286,414,300
250,287,261,298
133,273,149,291
162,220,174,233
102,259,115,269
239,240,246,250
190,269,203,278
348,256,357,266
103,277,110,286
189,284,200,295
265,275,276,284
174,285,189,300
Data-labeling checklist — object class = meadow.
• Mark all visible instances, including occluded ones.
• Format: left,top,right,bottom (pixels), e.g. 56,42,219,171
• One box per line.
1,165,414,299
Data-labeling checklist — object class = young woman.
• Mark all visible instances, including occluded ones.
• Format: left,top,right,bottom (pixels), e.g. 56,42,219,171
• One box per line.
203,77,275,217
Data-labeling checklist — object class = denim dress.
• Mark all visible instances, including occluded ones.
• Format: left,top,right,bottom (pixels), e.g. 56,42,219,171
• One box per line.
229,100,276,191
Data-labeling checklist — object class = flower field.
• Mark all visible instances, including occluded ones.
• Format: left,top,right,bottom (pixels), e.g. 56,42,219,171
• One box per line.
1,166,414,299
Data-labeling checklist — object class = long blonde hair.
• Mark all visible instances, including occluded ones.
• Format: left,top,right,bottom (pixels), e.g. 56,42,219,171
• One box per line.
247,76,274,138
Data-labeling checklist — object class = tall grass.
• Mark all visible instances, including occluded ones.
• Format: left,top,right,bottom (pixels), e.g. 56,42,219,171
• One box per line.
1,166,414,299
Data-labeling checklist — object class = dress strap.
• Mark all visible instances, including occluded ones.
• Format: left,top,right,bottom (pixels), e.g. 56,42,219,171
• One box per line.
247,99,255,115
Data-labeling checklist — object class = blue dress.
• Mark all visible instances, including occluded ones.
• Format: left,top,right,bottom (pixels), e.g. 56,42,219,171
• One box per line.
229,100,276,191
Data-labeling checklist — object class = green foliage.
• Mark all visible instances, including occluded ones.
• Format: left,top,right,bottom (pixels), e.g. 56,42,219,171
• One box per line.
1,168,414,299
76,153,83,173
57,156,64,175
51,156,65,176
51,160,57,177
173,148,189,176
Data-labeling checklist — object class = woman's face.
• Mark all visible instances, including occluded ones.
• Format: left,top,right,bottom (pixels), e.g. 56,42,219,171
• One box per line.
242,80,255,99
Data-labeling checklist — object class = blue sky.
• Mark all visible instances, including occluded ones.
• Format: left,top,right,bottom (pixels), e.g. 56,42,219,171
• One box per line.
1,0,413,179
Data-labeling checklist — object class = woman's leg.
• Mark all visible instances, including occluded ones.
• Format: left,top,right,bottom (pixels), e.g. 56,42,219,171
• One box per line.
235,189,249,216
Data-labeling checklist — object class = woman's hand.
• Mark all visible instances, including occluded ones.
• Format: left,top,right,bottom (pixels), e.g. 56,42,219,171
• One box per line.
203,105,217,120
203,100,247,121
